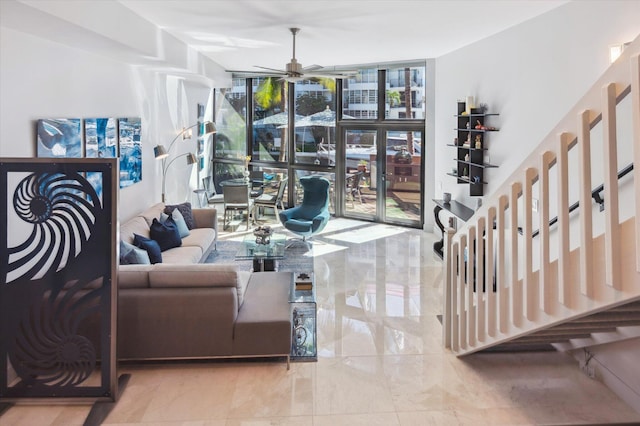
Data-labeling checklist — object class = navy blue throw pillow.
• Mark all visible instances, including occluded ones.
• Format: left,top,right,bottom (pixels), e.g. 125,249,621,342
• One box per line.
149,217,182,251
133,234,162,264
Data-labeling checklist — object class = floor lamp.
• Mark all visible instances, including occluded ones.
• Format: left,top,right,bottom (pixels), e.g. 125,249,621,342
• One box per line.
154,121,216,203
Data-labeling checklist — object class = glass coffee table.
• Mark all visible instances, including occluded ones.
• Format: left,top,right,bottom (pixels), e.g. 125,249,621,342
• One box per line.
235,233,287,271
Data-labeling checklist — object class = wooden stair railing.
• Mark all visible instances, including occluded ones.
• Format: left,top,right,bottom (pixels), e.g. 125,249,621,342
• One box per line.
443,34,640,356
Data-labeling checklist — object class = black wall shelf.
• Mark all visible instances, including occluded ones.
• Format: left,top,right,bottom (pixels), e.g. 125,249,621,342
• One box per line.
450,101,499,196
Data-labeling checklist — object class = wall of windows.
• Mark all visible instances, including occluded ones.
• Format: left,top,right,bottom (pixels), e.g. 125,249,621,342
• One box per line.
211,61,426,227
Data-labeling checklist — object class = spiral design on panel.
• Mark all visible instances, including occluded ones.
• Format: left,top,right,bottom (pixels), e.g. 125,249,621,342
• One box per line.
6,172,100,283
12,286,99,387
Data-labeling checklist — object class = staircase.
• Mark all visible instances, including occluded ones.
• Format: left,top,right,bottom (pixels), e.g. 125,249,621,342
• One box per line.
443,34,640,356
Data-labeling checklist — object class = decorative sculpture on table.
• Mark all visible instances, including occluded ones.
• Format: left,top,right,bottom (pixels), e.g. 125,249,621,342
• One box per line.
253,225,273,245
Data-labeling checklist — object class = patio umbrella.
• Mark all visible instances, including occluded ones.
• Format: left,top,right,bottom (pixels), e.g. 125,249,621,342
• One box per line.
292,106,355,145
253,112,302,126
294,106,355,128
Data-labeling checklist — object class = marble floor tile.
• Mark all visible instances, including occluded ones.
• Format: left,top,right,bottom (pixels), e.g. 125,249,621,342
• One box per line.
313,357,396,415
2,221,639,425
313,412,401,426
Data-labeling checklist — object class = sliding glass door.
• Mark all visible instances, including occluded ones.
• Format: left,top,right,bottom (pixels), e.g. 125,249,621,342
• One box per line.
342,129,423,227
384,130,422,225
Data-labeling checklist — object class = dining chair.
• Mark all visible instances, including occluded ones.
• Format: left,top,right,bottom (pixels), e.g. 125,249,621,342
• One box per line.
253,179,287,221
223,183,253,231
250,170,265,198
346,171,364,207
201,175,224,205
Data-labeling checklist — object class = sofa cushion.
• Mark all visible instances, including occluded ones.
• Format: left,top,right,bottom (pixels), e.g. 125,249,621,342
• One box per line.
120,240,151,265
165,202,195,229
192,208,217,229
139,203,167,227
161,208,190,238
147,263,240,288
120,216,150,245
134,234,162,264
150,218,182,251
161,246,203,264
237,270,251,307
233,272,292,356
118,264,153,289
181,228,215,252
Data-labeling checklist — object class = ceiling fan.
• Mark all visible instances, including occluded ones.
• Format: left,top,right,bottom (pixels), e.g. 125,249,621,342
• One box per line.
227,28,357,82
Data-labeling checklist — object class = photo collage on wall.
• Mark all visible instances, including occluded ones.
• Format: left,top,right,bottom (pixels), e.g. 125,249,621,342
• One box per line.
36,117,142,193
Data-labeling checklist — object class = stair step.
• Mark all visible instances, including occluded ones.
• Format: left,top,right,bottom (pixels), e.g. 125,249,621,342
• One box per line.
555,320,640,330
481,342,555,352
548,323,619,333
524,330,594,338
572,311,640,323
608,301,640,312
512,333,591,343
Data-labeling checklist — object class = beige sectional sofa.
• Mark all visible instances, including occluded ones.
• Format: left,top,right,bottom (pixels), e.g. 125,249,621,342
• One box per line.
114,203,293,365
120,203,217,263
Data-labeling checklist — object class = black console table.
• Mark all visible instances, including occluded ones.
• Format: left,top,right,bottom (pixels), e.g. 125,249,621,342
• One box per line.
433,199,474,259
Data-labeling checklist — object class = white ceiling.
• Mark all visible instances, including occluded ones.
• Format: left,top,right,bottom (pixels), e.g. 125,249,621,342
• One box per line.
119,0,568,72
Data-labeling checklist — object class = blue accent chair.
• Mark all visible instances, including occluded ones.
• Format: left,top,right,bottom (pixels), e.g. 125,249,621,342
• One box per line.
279,175,331,244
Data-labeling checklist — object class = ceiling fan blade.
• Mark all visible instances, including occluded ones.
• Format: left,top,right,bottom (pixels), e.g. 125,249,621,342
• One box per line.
303,64,323,71
226,70,287,79
254,65,288,73
226,69,284,74
231,28,360,82
303,72,354,79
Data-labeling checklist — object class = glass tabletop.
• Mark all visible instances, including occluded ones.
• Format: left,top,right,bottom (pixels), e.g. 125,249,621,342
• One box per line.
235,233,287,260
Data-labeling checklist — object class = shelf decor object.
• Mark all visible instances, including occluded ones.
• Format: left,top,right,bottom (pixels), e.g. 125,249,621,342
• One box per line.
154,121,216,203
449,101,499,196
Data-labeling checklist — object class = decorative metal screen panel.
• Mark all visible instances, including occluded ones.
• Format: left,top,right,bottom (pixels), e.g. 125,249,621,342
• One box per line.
0,158,118,401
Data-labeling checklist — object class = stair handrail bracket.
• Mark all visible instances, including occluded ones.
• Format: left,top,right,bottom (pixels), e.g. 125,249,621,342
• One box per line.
444,34,640,355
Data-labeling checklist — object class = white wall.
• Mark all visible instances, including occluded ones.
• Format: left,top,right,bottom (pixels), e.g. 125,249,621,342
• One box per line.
434,0,640,210
0,27,217,221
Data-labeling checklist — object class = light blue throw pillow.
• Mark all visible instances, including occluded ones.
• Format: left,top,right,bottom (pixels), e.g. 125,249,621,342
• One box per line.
160,208,190,238
120,240,151,265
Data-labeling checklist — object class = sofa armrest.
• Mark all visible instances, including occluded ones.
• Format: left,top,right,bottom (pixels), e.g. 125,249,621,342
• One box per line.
192,208,217,230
